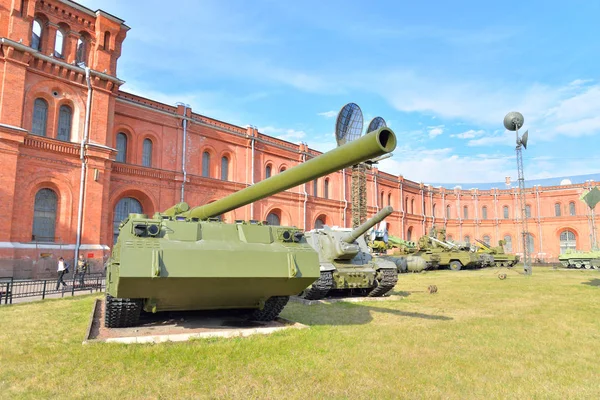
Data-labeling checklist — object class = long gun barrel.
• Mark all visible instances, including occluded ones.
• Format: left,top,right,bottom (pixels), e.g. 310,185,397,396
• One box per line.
475,238,492,249
181,128,397,220
430,237,456,250
342,206,394,244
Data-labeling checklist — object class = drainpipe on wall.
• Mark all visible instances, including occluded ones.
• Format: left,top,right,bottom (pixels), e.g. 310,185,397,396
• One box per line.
493,189,499,244
374,174,379,212
430,190,434,228
342,168,347,228
421,188,425,235
177,103,189,202
74,67,92,264
474,190,479,239
250,126,256,220
302,146,308,230
536,185,543,257
400,181,405,240
442,191,446,230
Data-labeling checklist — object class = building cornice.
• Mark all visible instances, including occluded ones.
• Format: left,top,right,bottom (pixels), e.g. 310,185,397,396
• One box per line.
0,38,125,85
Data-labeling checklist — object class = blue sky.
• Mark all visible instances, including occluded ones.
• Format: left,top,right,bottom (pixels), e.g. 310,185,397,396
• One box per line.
79,0,600,184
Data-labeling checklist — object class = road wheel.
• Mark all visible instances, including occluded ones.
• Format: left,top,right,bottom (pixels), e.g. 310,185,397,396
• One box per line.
449,261,462,271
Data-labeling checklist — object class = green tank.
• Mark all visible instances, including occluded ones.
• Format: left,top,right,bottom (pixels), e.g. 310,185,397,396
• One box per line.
378,235,440,273
299,206,398,300
474,239,519,268
105,127,397,327
558,249,600,269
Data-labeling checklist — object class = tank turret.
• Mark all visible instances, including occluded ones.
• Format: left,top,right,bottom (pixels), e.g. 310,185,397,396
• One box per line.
300,206,398,300
105,127,397,327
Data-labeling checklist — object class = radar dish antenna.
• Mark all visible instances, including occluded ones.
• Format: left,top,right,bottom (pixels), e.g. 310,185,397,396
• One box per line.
335,103,364,147
366,116,387,133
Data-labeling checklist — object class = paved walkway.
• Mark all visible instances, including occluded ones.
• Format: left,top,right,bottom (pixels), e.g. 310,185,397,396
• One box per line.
1,285,104,305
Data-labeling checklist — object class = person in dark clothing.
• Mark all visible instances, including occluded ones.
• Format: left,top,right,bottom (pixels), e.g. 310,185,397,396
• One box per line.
76,254,88,286
56,256,68,290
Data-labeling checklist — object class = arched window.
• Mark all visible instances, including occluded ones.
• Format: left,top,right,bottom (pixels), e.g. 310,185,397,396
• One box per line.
483,235,491,245
446,205,451,219
314,217,325,229
380,192,384,207
447,234,453,241
32,98,48,136
54,30,64,58
432,203,437,217
503,205,509,219
559,230,576,254
504,235,512,252
279,166,286,173
266,212,280,226
405,197,408,213
116,133,127,163
76,36,87,64
482,206,488,220
324,179,329,199
569,202,576,216
411,199,414,214
407,227,413,241
388,193,392,206
57,105,72,141
525,205,531,218
526,233,535,253
202,151,210,177
32,19,42,50
463,206,468,219
32,188,57,242
265,165,272,179
103,31,111,50
464,235,470,243
555,203,561,217
221,156,229,181
142,139,153,167
113,197,142,243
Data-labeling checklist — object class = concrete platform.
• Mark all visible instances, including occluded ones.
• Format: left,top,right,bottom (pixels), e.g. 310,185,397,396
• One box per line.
83,299,308,344
290,294,406,306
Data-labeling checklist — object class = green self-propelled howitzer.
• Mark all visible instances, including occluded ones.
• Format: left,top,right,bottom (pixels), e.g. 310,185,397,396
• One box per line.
558,249,600,269
300,206,398,300
105,127,397,327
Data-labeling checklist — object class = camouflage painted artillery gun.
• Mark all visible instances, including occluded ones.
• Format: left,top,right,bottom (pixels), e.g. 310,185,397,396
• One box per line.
558,249,600,269
428,236,494,271
105,127,397,327
376,235,440,273
299,206,398,300
473,239,519,268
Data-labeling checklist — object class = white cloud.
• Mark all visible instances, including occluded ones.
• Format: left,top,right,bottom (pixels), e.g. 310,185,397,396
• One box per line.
467,130,516,147
452,129,485,139
427,125,444,138
318,110,337,118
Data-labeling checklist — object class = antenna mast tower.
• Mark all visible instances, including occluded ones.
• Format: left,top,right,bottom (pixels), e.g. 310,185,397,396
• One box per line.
504,112,531,275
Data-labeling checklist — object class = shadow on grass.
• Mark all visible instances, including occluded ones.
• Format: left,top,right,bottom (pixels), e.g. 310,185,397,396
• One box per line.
582,279,600,287
284,302,452,327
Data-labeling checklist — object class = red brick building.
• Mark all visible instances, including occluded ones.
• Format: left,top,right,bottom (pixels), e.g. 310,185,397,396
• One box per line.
0,0,597,278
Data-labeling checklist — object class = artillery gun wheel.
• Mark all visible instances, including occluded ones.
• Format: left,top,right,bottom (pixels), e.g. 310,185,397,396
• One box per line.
367,269,398,297
298,271,334,300
449,261,462,271
105,294,143,328
249,296,289,321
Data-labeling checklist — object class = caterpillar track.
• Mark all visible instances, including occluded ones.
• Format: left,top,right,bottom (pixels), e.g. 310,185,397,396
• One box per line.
104,295,143,328
298,271,334,300
367,269,398,297
249,296,290,321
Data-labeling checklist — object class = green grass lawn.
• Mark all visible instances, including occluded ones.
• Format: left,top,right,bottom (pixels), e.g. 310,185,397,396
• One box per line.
1,268,599,399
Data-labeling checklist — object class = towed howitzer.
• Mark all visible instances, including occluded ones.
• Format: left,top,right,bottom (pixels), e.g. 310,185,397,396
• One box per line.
105,127,397,327
300,206,398,299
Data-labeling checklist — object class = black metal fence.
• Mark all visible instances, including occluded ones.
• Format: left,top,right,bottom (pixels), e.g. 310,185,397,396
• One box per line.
0,273,105,305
